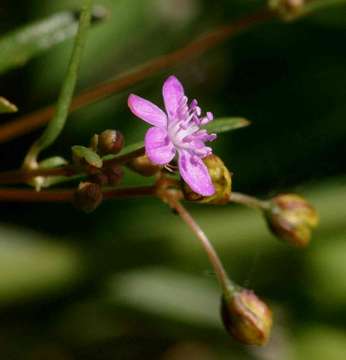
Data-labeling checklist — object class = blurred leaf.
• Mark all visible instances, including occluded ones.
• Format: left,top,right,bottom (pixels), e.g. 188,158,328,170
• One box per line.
0,7,107,75
72,145,103,168
108,268,221,328
0,225,84,305
0,96,18,113
204,117,250,134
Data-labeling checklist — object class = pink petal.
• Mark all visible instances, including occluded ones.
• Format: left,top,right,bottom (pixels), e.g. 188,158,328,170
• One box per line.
128,94,167,127
178,150,215,196
145,127,176,165
162,75,185,118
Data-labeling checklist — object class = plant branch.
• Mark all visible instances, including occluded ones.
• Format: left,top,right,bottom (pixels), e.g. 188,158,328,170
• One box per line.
0,185,155,203
0,8,273,144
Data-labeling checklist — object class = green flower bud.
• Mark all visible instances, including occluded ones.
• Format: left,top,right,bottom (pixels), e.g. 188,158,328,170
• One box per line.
128,154,161,177
74,182,103,213
98,129,124,155
221,289,273,346
183,154,232,204
269,0,304,20
265,194,319,247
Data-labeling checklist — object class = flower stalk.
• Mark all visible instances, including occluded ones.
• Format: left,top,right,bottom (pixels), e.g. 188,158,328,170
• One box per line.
229,192,270,210
163,193,236,296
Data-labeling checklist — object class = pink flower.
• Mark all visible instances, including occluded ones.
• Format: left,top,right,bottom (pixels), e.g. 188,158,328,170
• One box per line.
128,75,216,196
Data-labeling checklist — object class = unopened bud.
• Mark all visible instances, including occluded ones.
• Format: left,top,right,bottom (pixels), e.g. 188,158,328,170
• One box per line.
265,194,319,247
269,0,304,20
221,289,272,346
98,129,124,155
74,182,103,213
183,155,232,204
128,154,161,176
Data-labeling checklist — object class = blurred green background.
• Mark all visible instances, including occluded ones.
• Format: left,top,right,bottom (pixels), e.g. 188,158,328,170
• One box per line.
0,0,346,359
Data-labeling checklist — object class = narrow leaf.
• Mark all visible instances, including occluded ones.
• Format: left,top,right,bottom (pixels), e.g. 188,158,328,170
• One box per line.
0,96,18,113
204,117,250,134
0,6,106,75
72,145,102,168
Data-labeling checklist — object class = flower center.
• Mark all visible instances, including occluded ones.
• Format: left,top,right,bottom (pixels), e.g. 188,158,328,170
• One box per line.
167,96,216,157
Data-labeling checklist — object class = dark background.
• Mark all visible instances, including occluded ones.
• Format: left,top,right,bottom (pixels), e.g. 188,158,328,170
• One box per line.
0,0,346,359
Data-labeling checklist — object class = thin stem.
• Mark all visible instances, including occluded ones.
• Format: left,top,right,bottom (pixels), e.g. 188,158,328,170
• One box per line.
0,185,155,203
0,166,75,184
230,192,270,210
0,9,273,143
0,146,145,185
165,195,235,295
23,0,93,168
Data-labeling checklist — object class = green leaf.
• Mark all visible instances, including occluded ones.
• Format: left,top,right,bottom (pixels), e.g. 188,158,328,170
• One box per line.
23,0,94,169
102,141,144,161
72,145,103,168
204,117,250,134
0,6,106,75
0,96,18,113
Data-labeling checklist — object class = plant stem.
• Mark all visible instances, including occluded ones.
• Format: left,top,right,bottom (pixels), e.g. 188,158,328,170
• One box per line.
165,195,235,295
0,146,145,185
0,166,75,184
230,192,270,210
23,0,93,169
0,185,155,203
0,8,273,144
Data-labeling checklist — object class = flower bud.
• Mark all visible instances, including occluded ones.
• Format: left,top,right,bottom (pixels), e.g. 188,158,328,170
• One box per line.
265,193,319,247
221,289,272,346
98,129,124,155
128,154,161,176
269,0,304,20
73,182,103,213
182,155,232,205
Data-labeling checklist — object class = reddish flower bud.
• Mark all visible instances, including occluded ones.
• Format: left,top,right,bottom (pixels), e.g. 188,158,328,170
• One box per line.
183,154,232,205
128,154,161,177
73,182,103,213
265,193,319,247
221,289,272,346
98,129,124,155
